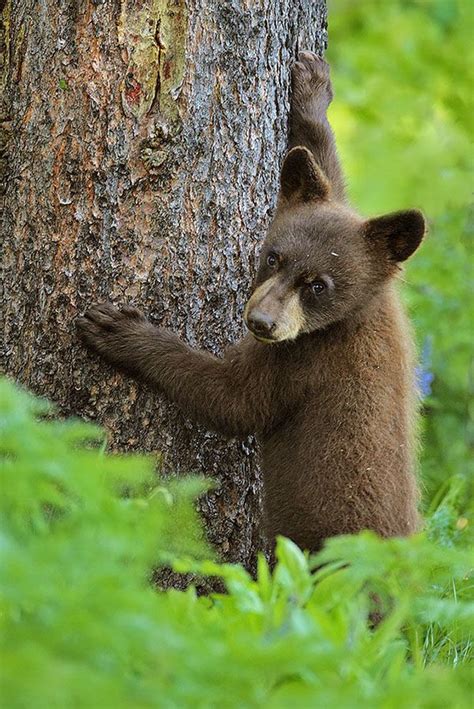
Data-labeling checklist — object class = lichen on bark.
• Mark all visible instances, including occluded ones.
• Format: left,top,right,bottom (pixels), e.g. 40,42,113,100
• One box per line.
118,0,187,125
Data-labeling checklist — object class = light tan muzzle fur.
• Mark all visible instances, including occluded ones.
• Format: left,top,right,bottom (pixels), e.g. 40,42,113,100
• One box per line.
244,275,306,342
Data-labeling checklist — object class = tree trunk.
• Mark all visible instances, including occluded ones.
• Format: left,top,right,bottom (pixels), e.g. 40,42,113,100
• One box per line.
1,0,327,575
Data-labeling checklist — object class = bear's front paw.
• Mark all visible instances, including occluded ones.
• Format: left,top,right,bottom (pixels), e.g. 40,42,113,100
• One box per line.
76,303,150,369
292,50,333,116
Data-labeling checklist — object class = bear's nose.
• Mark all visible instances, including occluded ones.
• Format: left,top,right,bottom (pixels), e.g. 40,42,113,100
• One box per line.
247,311,276,339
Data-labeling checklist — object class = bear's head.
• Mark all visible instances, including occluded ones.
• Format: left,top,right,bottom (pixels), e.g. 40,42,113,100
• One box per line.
244,147,426,343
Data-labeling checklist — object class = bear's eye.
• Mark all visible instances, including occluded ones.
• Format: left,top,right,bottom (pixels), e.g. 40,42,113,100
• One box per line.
310,280,326,295
266,252,278,268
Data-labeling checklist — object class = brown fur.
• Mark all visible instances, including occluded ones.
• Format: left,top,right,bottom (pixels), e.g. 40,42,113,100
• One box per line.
77,52,425,553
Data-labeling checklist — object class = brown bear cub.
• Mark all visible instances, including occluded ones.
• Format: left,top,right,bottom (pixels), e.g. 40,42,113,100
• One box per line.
78,52,425,554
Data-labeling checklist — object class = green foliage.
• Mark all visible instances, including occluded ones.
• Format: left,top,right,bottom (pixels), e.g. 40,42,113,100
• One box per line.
0,379,210,708
1,379,473,708
328,0,473,507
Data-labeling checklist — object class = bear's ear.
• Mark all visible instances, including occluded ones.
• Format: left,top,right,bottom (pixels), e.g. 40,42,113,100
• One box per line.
280,146,330,204
364,209,426,263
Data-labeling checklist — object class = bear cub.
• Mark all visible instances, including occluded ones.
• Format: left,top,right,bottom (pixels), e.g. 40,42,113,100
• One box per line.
78,52,425,554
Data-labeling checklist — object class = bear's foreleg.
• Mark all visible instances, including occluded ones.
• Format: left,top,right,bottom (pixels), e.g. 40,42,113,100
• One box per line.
77,303,278,437
289,51,346,202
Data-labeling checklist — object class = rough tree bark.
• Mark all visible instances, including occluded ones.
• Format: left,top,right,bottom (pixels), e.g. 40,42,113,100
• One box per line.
1,0,327,574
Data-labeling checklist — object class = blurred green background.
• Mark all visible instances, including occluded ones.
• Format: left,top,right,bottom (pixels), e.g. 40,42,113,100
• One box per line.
327,0,473,522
